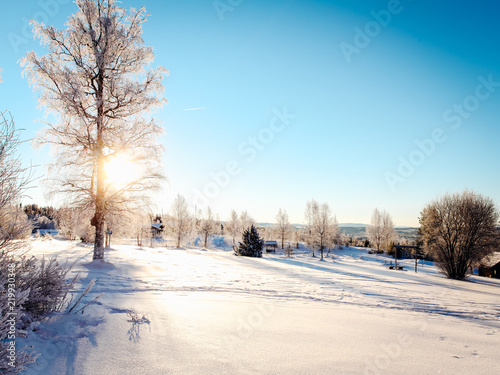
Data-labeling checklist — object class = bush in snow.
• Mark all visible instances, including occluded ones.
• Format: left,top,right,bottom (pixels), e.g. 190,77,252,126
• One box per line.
0,112,77,372
0,116,77,369
0,252,38,374
0,111,38,372
18,257,77,321
235,225,263,258
386,242,395,257
1,253,78,373
419,190,499,280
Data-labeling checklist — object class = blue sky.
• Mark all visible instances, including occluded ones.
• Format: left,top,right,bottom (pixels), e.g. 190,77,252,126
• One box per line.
1,0,499,226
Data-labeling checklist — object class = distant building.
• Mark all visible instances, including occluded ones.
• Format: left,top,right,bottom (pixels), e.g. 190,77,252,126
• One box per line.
151,222,164,237
35,229,59,236
478,252,500,279
264,241,278,253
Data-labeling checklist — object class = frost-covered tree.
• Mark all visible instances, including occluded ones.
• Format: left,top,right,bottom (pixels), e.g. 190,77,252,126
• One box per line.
285,243,294,257
275,208,292,249
130,211,151,247
225,210,240,246
21,0,167,261
0,112,32,254
167,194,191,248
419,190,499,280
55,207,79,240
240,210,255,232
305,200,339,260
331,215,341,249
199,207,217,248
367,209,397,252
304,200,318,257
235,224,263,257
367,208,383,251
381,210,397,250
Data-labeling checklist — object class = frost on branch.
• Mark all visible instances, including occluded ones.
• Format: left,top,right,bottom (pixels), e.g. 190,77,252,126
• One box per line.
20,0,168,260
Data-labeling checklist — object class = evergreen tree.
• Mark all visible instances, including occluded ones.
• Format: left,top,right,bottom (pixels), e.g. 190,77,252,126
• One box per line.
235,225,263,257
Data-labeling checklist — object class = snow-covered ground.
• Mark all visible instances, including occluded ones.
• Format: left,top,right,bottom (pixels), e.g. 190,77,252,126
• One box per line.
20,238,500,375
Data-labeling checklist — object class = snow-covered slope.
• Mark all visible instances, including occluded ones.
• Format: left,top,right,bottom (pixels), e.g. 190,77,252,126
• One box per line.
21,238,500,375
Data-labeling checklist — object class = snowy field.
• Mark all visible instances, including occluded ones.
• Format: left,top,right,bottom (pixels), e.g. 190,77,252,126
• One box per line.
20,238,500,375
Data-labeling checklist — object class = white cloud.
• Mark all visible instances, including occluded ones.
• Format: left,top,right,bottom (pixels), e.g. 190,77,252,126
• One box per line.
183,106,208,111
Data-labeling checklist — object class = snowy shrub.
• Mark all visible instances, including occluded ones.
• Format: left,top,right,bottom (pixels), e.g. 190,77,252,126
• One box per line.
0,113,75,372
19,257,77,321
0,113,38,373
420,191,499,280
0,252,38,374
1,253,78,373
79,221,95,243
387,243,396,257
235,225,263,258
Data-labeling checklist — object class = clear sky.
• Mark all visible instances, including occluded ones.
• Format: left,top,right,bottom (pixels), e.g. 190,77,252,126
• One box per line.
1,0,500,226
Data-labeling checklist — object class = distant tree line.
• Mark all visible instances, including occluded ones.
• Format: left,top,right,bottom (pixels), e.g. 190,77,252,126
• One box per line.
20,189,500,281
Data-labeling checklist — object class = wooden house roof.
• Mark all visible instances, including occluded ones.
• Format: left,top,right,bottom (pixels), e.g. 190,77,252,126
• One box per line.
480,252,500,268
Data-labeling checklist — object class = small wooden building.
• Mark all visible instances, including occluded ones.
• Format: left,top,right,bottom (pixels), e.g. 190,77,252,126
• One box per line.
478,252,500,279
264,241,278,253
151,222,164,237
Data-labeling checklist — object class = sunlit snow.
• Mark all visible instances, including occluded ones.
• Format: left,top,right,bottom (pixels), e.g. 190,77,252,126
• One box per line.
21,238,500,375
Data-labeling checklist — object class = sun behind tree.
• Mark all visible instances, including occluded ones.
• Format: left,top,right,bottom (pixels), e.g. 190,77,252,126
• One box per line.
104,155,140,190
21,0,167,261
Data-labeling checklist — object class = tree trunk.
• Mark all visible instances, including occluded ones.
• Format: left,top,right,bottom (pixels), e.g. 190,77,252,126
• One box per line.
92,70,106,260
91,151,106,259
92,208,105,260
